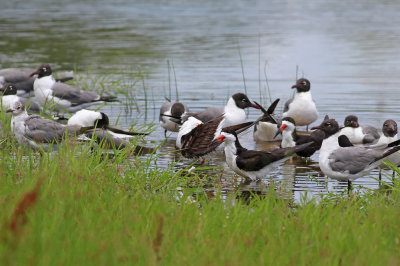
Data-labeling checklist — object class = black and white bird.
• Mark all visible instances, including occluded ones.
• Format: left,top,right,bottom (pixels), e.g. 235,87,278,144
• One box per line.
176,93,260,158
214,129,312,180
159,99,189,136
30,63,116,113
339,115,380,144
7,102,92,151
283,78,318,131
0,83,41,113
68,109,148,150
278,116,325,157
253,99,281,142
0,67,73,97
176,93,260,127
311,117,400,190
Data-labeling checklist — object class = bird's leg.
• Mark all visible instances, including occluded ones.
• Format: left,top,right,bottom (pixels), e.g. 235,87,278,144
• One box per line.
306,125,309,132
164,129,167,138
347,180,352,193
379,169,382,184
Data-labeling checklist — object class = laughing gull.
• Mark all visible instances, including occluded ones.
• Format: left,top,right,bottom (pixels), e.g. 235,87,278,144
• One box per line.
159,98,189,137
30,64,116,113
339,115,380,144
283,78,318,131
68,109,148,150
175,93,260,127
0,83,41,114
175,93,260,158
7,102,93,151
278,116,325,157
0,67,73,97
253,99,281,142
311,117,400,190
213,129,312,181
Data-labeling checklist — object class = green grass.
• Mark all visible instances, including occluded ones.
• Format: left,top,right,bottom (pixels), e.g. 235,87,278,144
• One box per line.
1,134,400,265
1,70,400,265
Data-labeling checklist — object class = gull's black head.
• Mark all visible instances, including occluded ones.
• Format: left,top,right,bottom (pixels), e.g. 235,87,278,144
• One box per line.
231,93,259,109
171,102,186,117
30,63,52,78
96,112,110,128
382,119,398,137
344,115,359,128
311,117,340,138
291,78,311,93
0,83,17,96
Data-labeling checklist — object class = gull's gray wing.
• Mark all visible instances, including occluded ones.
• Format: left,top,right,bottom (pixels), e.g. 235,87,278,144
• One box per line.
86,128,129,149
52,82,99,105
362,125,380,144
194,107,224,122
328,147,381,174
24,116,80,143
283,98,293,113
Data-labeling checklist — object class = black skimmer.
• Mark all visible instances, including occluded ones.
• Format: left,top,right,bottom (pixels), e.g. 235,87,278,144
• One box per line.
311,117,400,191
0,83,41,114
7,102,93,151
175,93,260,158
253,99,281,142
278,116,325,157
159,98,189,137
283,78,318,131
68,109,148,150
339,115,380,144
213,129,312,180
0,67,73,97
30,64,116,113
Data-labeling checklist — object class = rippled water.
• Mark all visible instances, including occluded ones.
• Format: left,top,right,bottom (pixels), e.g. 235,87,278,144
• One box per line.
2,0,400,200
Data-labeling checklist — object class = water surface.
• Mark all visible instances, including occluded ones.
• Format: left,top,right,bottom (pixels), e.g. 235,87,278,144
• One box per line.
2,0,400,201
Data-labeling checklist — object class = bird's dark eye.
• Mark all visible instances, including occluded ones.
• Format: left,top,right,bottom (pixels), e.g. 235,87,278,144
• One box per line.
241,99,248,102
302,81,307,85
42,67,46,72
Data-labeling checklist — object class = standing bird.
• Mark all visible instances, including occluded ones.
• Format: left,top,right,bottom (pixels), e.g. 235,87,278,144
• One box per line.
253,99,281,142
0,83,41,113
0,67,73,97
283,78,318,131
213,129,312,181
159,99,189,137
175,93,259,127
7,102,93,151
176,93,260,158
278,116,325,157
311,117,400,191
30,63,116,113
339,115,379,144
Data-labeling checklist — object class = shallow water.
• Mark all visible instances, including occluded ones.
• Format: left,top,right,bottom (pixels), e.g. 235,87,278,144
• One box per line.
2,0,400,201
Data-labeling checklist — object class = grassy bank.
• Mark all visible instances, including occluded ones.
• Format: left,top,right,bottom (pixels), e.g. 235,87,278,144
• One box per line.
0,137,400,265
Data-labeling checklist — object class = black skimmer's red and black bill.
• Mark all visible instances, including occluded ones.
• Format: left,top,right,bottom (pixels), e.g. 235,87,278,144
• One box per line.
0,67,73,97
159,98,189,137
283,78,318,131
214,129,312,181
253,99,281,142
68,109,148,150
30,64,116,113
312,117,400,191
0,83,41,114
339,115,380,144
278,116,325,157
7,102,93,151
177,93,260,127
